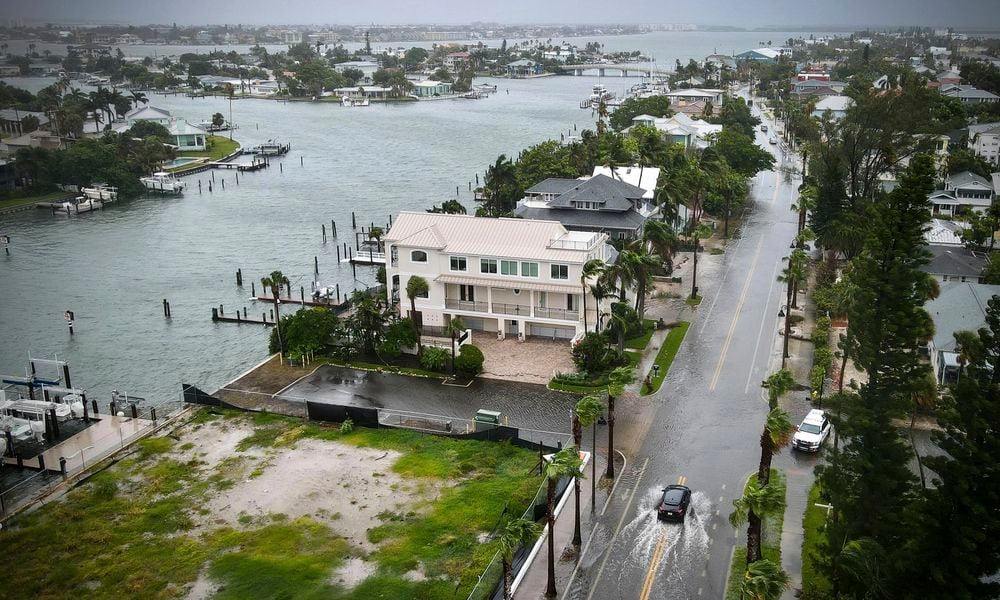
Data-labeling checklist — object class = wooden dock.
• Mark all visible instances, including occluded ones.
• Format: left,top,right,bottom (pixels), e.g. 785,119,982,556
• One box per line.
212,307,274,326
254,295,349,309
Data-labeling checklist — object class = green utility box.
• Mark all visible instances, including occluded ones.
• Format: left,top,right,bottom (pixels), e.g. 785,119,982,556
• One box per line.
474,409,502,432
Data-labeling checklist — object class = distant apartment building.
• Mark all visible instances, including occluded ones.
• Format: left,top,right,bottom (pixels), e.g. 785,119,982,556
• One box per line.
968,122,1000,164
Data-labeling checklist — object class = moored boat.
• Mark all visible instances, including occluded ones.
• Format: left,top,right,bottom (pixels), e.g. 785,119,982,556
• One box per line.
141,172,186,194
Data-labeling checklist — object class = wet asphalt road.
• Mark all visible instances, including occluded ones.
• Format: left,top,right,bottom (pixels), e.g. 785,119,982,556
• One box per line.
566,97,804,600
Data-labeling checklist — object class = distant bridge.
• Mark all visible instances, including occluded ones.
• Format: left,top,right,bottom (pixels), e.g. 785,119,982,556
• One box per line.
562,63,675,77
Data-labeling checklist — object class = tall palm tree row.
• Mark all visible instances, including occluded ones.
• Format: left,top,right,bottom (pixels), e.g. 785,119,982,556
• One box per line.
544,446,584,598
729,476,784,565
497,517,539,600
580,259,605,333
575,395,604,513
604,366,635,479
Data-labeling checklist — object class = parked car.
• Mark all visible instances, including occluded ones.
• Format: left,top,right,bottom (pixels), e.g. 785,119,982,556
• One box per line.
793,409,832,452
769,136,778,145
761,124,768,132
656,485,692,521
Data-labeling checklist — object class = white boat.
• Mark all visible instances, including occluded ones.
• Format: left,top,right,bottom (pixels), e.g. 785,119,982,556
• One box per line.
581,84,616,109
141,172,185,194
0,401,33,441
81,184,117,202
54,196,103,214
9,400,72,422
248,140,290,156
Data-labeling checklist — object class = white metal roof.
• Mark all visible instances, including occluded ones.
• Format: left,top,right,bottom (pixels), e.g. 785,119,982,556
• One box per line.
386,212,602,262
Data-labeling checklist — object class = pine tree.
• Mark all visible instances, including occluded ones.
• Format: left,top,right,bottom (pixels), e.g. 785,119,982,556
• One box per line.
892,296,1000,598
819,154,936,590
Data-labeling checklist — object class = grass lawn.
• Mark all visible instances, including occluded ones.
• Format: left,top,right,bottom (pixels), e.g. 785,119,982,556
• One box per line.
625,319,657,350
0,190,73,211
642,321,690,396
725,469,787,600
685,295,703,307
549,348,642,394
177,135,241,160
801,481,833,597
3,409,541,600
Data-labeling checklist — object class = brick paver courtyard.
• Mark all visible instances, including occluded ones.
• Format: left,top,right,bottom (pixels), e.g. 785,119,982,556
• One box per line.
472,335,576,385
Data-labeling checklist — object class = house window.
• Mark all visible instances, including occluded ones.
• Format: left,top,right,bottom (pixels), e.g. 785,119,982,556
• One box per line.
411,250,428,263
481,258,497,273
551,264,569,280
416,287,428,298
501,260,518,275
521,262,539,277
450,256,467,272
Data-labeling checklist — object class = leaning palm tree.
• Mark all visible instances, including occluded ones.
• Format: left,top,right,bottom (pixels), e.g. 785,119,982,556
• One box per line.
497,517,539,600
738,558,790,600
445,315,465,374
544,446,584,598
575,395,604,514
405,276,429,355
589,280,618,333
729,476,784,564
618,246,661,320
580,259,604,333
757,408,794,487
763,369,795,410
688,222,713,301
642,219,679,274
261,271,290,354
604,366,635,479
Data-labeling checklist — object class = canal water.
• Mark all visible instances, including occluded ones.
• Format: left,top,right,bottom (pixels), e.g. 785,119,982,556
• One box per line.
0,30,827,405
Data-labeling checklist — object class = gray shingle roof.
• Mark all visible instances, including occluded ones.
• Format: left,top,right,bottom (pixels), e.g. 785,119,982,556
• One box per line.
926,283,1000,352
948,171,994,191
547,174,646,211
525,178,581,195
923,245,987,278
514,205,646,231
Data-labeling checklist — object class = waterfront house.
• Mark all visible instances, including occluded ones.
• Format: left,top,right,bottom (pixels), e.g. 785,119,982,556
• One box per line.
630,112,721,149
811,95,853,120
0,130,64,156
967,122,1000,164
927,171,996,216
333,86,392,100
413,80,453,97
334,61,380,84
790,79,846,98
735,48,781,63
922,245,988,284
506,59,542,78
123,105,173,127
663,88,724,106
514,173,657,240
925,283,1000,383
119,106,208,151
705,54,737,70
444,52,471,71
249,80,281,96
0,65,20,77
385,212,614,342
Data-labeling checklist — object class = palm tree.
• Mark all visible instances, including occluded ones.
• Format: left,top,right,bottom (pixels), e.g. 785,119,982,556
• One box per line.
738,558,790,600
497,518,539,600
763,369,795,410
575,395,604,514
405,276,429,354
130,91,148,106
580,259,604,333
261,271,290,354
642,219,678,274
445,315,465,373
604,366,635,479
757,408,794,487
618,246,661,320
689,222,713,300
777,248,809,365
544,446,584,598
589,280,618,333
729,476,784,564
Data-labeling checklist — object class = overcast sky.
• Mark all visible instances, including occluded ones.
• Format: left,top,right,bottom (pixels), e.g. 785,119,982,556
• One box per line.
6,0,1000,29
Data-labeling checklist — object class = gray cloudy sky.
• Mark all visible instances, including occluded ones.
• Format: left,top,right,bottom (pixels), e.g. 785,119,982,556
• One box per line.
6,0,1000,28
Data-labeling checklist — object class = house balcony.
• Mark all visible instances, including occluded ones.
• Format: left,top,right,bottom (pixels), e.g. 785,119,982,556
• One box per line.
533,306,581,321
492,302,531,316
445,298,489,313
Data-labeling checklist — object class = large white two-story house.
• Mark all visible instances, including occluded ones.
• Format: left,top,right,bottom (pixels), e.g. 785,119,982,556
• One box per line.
385,212,614,342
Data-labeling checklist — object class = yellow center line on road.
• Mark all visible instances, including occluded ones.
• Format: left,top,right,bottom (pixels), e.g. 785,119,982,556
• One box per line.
638,529,669,600
709,234,765,392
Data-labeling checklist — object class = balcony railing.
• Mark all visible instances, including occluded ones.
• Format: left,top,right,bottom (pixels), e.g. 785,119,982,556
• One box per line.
492,302,530,316
445,298,489,313
533,306,581,321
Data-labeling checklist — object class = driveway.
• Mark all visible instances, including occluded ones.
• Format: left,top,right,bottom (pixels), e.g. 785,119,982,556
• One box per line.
472,335,576,385
279,364,577,435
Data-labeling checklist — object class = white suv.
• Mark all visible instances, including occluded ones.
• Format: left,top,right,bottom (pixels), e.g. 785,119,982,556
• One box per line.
792,409,831,452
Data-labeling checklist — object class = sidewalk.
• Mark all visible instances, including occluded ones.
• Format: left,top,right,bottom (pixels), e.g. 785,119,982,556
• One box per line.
512,451,621,600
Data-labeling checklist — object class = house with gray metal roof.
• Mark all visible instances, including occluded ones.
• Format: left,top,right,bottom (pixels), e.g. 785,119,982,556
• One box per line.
941,84,1000,105
967,122,1000,164
925,282,1000,383
929,171,996,216
516,173,658,240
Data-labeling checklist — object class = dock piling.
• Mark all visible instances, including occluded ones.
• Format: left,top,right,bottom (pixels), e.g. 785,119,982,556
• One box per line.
300,156,303,167
221,179,225,189
251,281,256,297
469,181,471,190
151,407,157,422
91,399,98,415
237,268,243,286
322,224,326,242
332,220,337,237
389,214,392,225
300,286,305,304
82,393,89,423
243,306,247,318
336,284,340,302
198,180,202,194
219,304,224,315
285,281,291,297
314,256,319,274
59,456,67,479
352,212,357,229
270,309,274,320
337,246,340,262
131,404,138,419
212,307,219,321
280,162,283,173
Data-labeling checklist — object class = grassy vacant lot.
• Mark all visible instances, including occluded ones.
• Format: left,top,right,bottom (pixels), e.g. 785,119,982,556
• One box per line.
3,409,541,600
642,321,690,396
177,135,241,160
0,190,73,212
725,470,787,600
801,481,833,597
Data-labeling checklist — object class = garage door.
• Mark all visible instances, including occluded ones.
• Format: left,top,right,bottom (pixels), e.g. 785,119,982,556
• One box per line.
528,324,576,339
463,317,487,331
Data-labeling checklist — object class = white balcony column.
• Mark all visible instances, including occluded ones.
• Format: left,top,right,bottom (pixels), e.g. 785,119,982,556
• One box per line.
529,290,535,318
487,286,493,315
